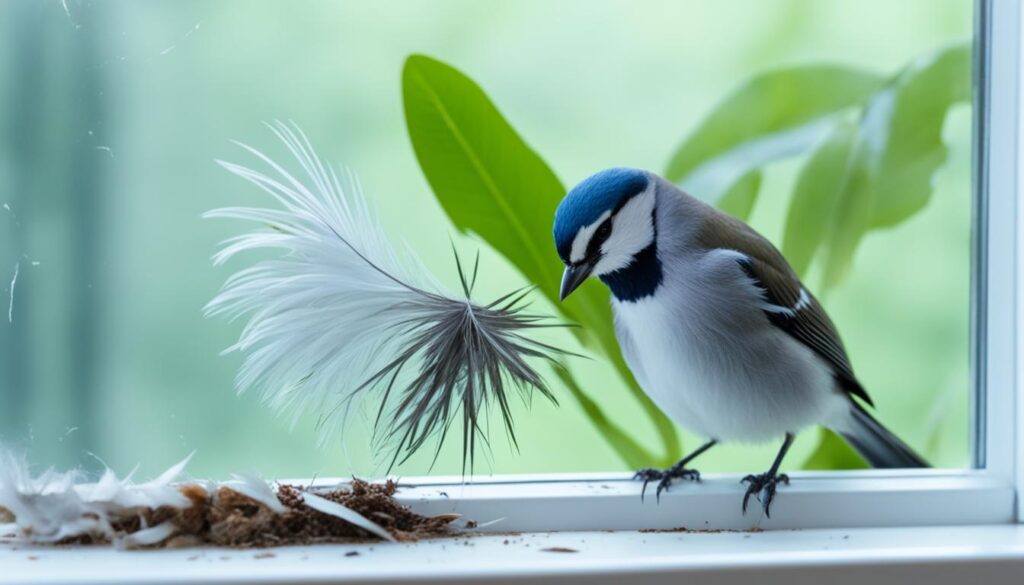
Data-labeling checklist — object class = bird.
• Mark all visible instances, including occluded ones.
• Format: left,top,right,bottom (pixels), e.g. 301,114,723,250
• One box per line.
553,167,928,516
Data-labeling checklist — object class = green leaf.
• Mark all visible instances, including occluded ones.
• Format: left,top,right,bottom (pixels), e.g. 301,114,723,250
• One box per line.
802,428,869,470
717,170,762,221
552,367,654,469
869,45,972,227
809,44,971,290
783,121,858,277
665,66,885,213
402,54,680,467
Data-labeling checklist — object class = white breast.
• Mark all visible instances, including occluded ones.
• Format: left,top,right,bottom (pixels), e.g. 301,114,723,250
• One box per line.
611,257,848,444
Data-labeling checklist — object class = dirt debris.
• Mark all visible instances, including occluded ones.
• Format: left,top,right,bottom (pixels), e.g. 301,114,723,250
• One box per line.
638,526,765,534
80,479,456,548
540,547,578,553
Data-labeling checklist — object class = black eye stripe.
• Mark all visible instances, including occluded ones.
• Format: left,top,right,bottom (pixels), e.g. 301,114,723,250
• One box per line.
584,217,613,260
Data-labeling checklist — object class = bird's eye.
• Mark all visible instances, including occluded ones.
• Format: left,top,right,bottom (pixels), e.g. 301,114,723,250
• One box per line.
596,220,611,240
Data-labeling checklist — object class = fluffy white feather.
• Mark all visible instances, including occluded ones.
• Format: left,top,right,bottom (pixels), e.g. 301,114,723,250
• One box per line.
0,450,191,544
206,122,567,471
206,123,445,438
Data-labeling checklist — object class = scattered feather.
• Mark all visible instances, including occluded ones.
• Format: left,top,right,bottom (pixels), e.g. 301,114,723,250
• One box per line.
206,121,572,472
115,522,176,550
301,492,396,543
0,449,190,544
224,473,286,513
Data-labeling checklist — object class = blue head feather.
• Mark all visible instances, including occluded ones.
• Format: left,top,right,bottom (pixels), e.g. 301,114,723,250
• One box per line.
553,168,650,262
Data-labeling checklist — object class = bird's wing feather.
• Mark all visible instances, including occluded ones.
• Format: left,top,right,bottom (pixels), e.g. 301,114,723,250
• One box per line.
695,209,873,406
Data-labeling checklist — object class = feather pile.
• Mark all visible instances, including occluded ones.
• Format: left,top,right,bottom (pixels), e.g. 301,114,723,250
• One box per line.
0,448,431,548
205,122,569,472
0,449,191,546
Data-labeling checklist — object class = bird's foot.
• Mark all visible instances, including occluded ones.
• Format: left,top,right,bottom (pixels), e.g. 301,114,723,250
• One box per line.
633,465,701,502
741,471,789,518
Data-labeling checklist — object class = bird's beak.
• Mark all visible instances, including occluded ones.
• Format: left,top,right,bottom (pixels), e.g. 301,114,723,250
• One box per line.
560,261,594,301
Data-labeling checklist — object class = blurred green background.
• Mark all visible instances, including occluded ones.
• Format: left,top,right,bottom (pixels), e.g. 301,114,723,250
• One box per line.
0,0,972,479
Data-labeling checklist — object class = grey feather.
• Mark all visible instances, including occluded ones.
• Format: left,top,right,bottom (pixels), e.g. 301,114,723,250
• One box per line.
838,404,929,468
692,193,872,406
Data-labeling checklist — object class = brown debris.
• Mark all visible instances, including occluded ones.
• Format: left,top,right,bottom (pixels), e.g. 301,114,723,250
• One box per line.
638,526,765,534
74,479,456,549
540,547,578,553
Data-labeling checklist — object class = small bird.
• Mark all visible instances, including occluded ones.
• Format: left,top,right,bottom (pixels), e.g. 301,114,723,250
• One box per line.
553,168,928,516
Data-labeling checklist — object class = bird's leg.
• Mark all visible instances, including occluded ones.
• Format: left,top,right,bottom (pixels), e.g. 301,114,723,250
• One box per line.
634,439,717,501
741,432,795,518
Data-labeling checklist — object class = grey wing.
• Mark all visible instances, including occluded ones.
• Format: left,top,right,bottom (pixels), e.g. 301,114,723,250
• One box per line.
693,203,872,405
735,255,873,407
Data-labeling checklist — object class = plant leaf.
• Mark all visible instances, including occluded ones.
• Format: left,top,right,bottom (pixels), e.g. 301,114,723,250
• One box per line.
869,45,972,227
802,428,869,470
665,66,884,212
402,54,680,467
716,170,762,221
782,120,858,277
552,366,654,469
818,44,971,290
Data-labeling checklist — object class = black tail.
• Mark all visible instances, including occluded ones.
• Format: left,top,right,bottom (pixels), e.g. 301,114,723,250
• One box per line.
838,404,930,468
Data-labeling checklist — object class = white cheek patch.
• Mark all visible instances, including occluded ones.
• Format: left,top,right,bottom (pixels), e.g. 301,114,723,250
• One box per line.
593,191,656,275
569,210,611,263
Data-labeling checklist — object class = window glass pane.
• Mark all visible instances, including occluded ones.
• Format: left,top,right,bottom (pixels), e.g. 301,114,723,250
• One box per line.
0,0,973,478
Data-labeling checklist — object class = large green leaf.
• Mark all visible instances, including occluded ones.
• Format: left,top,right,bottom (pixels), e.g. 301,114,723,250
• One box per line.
402,54,680,467
665,66,884,218
802,428,869,470
870,45,972,227
783,44,971,290
783,121,858,277
552,367,650,469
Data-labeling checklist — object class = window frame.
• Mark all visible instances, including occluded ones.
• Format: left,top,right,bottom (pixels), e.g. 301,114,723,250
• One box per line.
303,0,1022,532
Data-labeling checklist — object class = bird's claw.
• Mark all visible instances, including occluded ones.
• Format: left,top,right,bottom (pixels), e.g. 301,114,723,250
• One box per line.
633,466,701,502
741,472,790,517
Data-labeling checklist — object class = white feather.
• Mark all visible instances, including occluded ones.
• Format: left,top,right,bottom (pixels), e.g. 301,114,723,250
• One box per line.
301,491,396,543
223,473,286,513
0,449,191,544
205,122,443,443
115,522,176,550
593,188,656,276
207,122,568,470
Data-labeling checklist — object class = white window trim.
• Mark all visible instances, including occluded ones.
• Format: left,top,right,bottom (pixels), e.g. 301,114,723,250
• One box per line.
333,0,1023,533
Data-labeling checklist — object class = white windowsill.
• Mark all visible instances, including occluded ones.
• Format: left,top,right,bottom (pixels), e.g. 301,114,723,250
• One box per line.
5,525,1024,585
391,470,1014,531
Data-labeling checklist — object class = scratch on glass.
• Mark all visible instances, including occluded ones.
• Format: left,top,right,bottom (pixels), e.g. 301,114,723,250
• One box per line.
8,261,19,323
60,0,81,29
59,427,79,442
95,146,113,158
